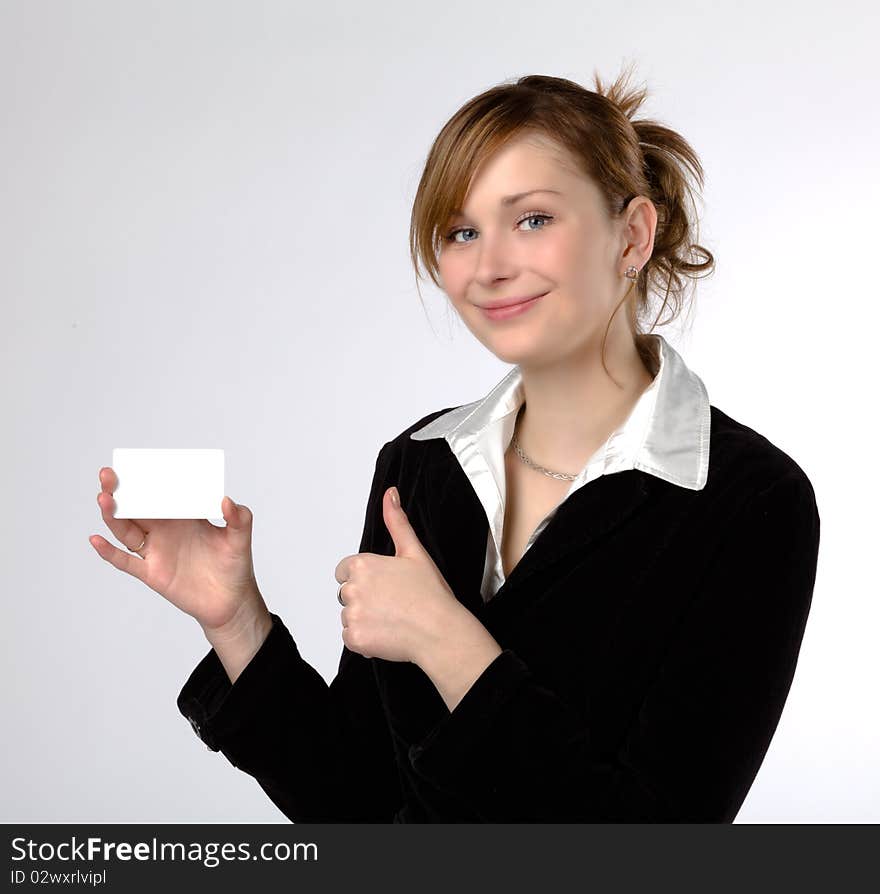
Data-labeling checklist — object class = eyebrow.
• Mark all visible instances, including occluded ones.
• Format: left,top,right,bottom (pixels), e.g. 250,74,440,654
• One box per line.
499,188,563,206
451,188,563,217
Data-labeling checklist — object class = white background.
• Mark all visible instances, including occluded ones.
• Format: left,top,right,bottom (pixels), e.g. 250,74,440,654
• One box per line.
2,0,876,822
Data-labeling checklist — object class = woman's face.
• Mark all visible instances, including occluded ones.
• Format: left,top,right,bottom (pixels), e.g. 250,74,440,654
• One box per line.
437,132,637,368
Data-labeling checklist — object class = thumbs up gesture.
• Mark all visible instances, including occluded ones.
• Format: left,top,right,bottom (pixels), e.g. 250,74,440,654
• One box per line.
333,486,468,665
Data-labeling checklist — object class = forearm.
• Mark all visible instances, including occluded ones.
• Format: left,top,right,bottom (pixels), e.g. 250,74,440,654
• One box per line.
201,597,275,685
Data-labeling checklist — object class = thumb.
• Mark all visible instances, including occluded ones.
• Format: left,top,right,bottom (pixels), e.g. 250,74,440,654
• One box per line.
222,495,251,529
384,486,424,558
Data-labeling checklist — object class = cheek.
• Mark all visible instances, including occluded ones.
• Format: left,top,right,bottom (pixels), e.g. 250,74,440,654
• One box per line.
551,230,596,271
437,255,465,295
437,261,470,317
544,240,610,322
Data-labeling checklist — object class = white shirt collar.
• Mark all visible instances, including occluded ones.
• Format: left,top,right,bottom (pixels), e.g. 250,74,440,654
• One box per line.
410,333,709,487
409,333,711,598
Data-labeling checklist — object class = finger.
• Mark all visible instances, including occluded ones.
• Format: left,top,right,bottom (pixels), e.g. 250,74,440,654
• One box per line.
98,466,152,535
220,496,252,552
99,466,118,494
221,495,249,527
334,555,355,585
88,533,150,584
97,490,147,552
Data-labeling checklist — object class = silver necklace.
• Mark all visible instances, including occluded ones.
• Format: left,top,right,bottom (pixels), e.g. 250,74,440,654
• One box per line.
509,405,578,481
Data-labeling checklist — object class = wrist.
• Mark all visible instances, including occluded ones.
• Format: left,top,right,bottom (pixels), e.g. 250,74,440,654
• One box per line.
201,597,274,686
416,607,503,713
201,594,272,649
415,603,494,671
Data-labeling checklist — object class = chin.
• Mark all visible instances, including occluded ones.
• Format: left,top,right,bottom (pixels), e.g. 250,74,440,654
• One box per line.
479,335,548,367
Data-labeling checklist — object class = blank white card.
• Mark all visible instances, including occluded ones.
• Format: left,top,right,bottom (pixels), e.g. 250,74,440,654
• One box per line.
111,448,225,520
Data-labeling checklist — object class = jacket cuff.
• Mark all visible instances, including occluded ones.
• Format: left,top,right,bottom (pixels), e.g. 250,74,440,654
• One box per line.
408,648,531,786
176,612,291,752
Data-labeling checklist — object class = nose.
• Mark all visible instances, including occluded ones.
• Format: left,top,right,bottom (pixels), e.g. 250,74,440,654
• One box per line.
471,231,520,288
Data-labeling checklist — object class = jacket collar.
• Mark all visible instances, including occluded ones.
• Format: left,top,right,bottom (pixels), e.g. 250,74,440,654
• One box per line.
406,334,711,613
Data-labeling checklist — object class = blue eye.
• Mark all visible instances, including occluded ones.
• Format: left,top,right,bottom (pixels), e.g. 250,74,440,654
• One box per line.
446,227,477,244
444,212,554,244
516,213,553,233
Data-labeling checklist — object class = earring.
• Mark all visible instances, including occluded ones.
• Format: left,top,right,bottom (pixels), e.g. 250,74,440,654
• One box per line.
624,265,639,280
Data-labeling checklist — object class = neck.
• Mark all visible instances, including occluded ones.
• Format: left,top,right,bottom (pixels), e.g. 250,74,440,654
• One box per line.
512,331,657,474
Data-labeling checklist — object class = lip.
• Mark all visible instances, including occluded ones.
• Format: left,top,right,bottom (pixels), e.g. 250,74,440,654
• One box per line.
479,291,548,321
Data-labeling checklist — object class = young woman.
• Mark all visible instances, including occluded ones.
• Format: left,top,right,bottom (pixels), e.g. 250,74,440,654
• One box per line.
91,65,821,823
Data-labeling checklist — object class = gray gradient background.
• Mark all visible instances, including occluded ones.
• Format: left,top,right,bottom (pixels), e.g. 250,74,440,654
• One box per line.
2,0,876,822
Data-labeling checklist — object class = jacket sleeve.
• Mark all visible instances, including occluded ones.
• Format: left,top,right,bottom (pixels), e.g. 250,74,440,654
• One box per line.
176,440,403,823
406,471,821,822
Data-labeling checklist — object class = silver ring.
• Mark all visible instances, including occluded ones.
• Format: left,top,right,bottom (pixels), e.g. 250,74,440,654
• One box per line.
337,582,346,606
128,534,147,555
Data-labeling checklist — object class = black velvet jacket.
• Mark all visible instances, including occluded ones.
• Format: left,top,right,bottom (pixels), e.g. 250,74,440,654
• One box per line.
177,403,820,822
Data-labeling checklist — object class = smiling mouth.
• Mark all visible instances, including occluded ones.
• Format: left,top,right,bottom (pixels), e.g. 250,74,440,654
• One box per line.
479,292,547,320
479,292,548,310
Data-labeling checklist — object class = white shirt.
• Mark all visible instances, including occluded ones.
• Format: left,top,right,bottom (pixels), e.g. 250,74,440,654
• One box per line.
410,333,711,601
